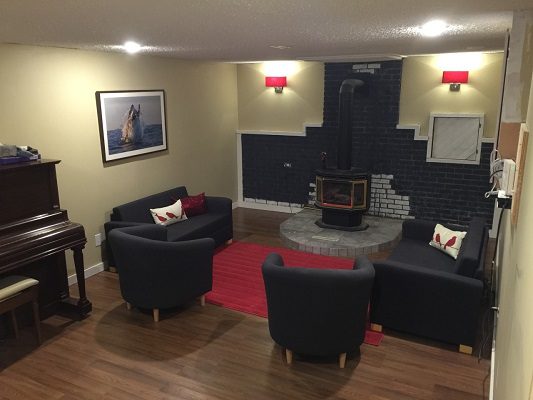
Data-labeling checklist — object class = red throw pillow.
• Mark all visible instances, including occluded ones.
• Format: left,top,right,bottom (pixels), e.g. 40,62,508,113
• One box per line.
181,192,207,217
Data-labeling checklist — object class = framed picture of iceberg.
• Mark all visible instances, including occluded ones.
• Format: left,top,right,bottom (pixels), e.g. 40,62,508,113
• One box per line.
96,90,167,162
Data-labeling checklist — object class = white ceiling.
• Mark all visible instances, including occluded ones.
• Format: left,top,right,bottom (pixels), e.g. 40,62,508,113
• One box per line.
0,1,532,62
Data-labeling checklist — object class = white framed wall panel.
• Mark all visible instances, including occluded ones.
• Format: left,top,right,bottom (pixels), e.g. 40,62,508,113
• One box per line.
426,113,485,164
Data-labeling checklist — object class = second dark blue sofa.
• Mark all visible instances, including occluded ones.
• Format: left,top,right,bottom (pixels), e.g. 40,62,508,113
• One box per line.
369,217,488,351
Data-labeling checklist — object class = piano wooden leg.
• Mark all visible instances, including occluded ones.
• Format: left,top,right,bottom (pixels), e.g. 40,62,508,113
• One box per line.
10,310,19,339
32,295,42,345
59,244,93,319
72,244,92,317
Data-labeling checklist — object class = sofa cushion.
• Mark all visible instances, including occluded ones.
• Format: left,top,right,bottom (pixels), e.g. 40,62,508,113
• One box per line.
429,224,467,259
166,212,231,242
150,199,187,226
389,239,456,273
454,217,486,277
181,193,208,217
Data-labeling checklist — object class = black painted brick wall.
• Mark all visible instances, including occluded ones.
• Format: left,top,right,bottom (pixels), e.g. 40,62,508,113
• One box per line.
242,61,494,225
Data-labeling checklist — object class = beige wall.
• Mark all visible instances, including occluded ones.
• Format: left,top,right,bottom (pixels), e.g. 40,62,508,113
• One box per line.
494,68,533,400
236,55,503,140
237,62,324,132
494,14,533,399
0,44,238,273
399,53,504,138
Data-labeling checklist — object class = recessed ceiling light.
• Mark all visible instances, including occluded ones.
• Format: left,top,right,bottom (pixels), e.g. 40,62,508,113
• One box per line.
419,20,448,37
269,45,292,50
123,41,141,54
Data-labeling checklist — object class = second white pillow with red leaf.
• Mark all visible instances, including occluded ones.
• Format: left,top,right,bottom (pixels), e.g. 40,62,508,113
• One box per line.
429,223,466,259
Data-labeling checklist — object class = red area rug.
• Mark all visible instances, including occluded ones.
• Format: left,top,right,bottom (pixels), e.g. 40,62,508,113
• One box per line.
205,241,383,346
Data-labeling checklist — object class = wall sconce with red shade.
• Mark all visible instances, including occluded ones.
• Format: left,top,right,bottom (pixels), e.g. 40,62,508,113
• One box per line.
442,71,469,91
265,76,287,93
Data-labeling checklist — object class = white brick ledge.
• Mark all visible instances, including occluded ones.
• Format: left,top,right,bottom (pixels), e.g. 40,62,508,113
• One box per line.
396,123,496,143
238,199,303,214
396,123,426,141
236,122,322,137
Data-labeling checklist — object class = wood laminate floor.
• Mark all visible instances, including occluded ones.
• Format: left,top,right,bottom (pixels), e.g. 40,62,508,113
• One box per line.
0,208,491,400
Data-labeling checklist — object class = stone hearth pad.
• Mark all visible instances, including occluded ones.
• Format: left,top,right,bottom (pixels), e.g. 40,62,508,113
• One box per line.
280,208,402,257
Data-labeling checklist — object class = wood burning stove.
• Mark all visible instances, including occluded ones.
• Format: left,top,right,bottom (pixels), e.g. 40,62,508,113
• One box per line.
316,176,368,210
315,78,370,231
315,169,370,231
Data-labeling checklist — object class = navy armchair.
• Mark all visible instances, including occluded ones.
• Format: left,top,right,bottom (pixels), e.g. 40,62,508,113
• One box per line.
108,225,214,322
262,254,375,368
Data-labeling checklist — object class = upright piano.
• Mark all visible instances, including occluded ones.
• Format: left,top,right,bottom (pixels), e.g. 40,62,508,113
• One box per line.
0,159,92,319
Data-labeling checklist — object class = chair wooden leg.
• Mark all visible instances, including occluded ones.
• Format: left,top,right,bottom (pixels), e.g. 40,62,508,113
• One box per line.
153,308,160,322
339,353,347,368
9,310,19,339
459,344,473,355
285,349,293,365
370,323,383,332
200,295,205,307
32,300,42,345
126,302,132,310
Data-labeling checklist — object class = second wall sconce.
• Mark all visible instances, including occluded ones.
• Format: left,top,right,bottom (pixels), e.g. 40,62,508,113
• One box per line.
265,76,287,93
442,70,469,91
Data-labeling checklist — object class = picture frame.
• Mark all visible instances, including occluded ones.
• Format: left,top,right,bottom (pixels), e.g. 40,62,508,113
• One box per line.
96,90,167,162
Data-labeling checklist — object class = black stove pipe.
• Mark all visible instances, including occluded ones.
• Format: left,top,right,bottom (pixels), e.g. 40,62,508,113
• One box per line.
337,79,364,170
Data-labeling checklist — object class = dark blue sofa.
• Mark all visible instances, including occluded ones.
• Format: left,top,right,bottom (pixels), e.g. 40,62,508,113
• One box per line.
369,217,488,351
104,186,232,268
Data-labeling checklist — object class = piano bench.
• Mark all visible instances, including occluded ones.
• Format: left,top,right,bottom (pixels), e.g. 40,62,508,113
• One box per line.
0,276,41,345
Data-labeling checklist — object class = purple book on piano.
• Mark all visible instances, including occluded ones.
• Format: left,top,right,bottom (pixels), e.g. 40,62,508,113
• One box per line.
0,156,32,165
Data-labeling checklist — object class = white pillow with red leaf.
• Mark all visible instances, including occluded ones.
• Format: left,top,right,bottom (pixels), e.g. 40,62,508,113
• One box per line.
150,200,187,226
429,223,467,259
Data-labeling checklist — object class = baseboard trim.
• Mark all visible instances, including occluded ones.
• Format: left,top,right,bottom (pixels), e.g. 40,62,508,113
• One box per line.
489,346,495,400
236,122,322,138
68,262,105,286
237,201,302,214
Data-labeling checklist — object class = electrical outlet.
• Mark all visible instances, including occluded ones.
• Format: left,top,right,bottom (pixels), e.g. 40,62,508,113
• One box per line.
95,233,102,247
283,162,292,168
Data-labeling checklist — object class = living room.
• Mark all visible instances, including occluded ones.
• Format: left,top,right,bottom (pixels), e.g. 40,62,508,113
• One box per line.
0,2,532,399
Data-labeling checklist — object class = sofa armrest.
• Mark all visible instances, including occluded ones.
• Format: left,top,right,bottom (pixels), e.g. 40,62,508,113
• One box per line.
104,221,151,267
402,219,436,242
370,260,483,345
104,221,149,236
110,225,168,242
205,196,233,214
264,253,285,267
455,217,487,277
